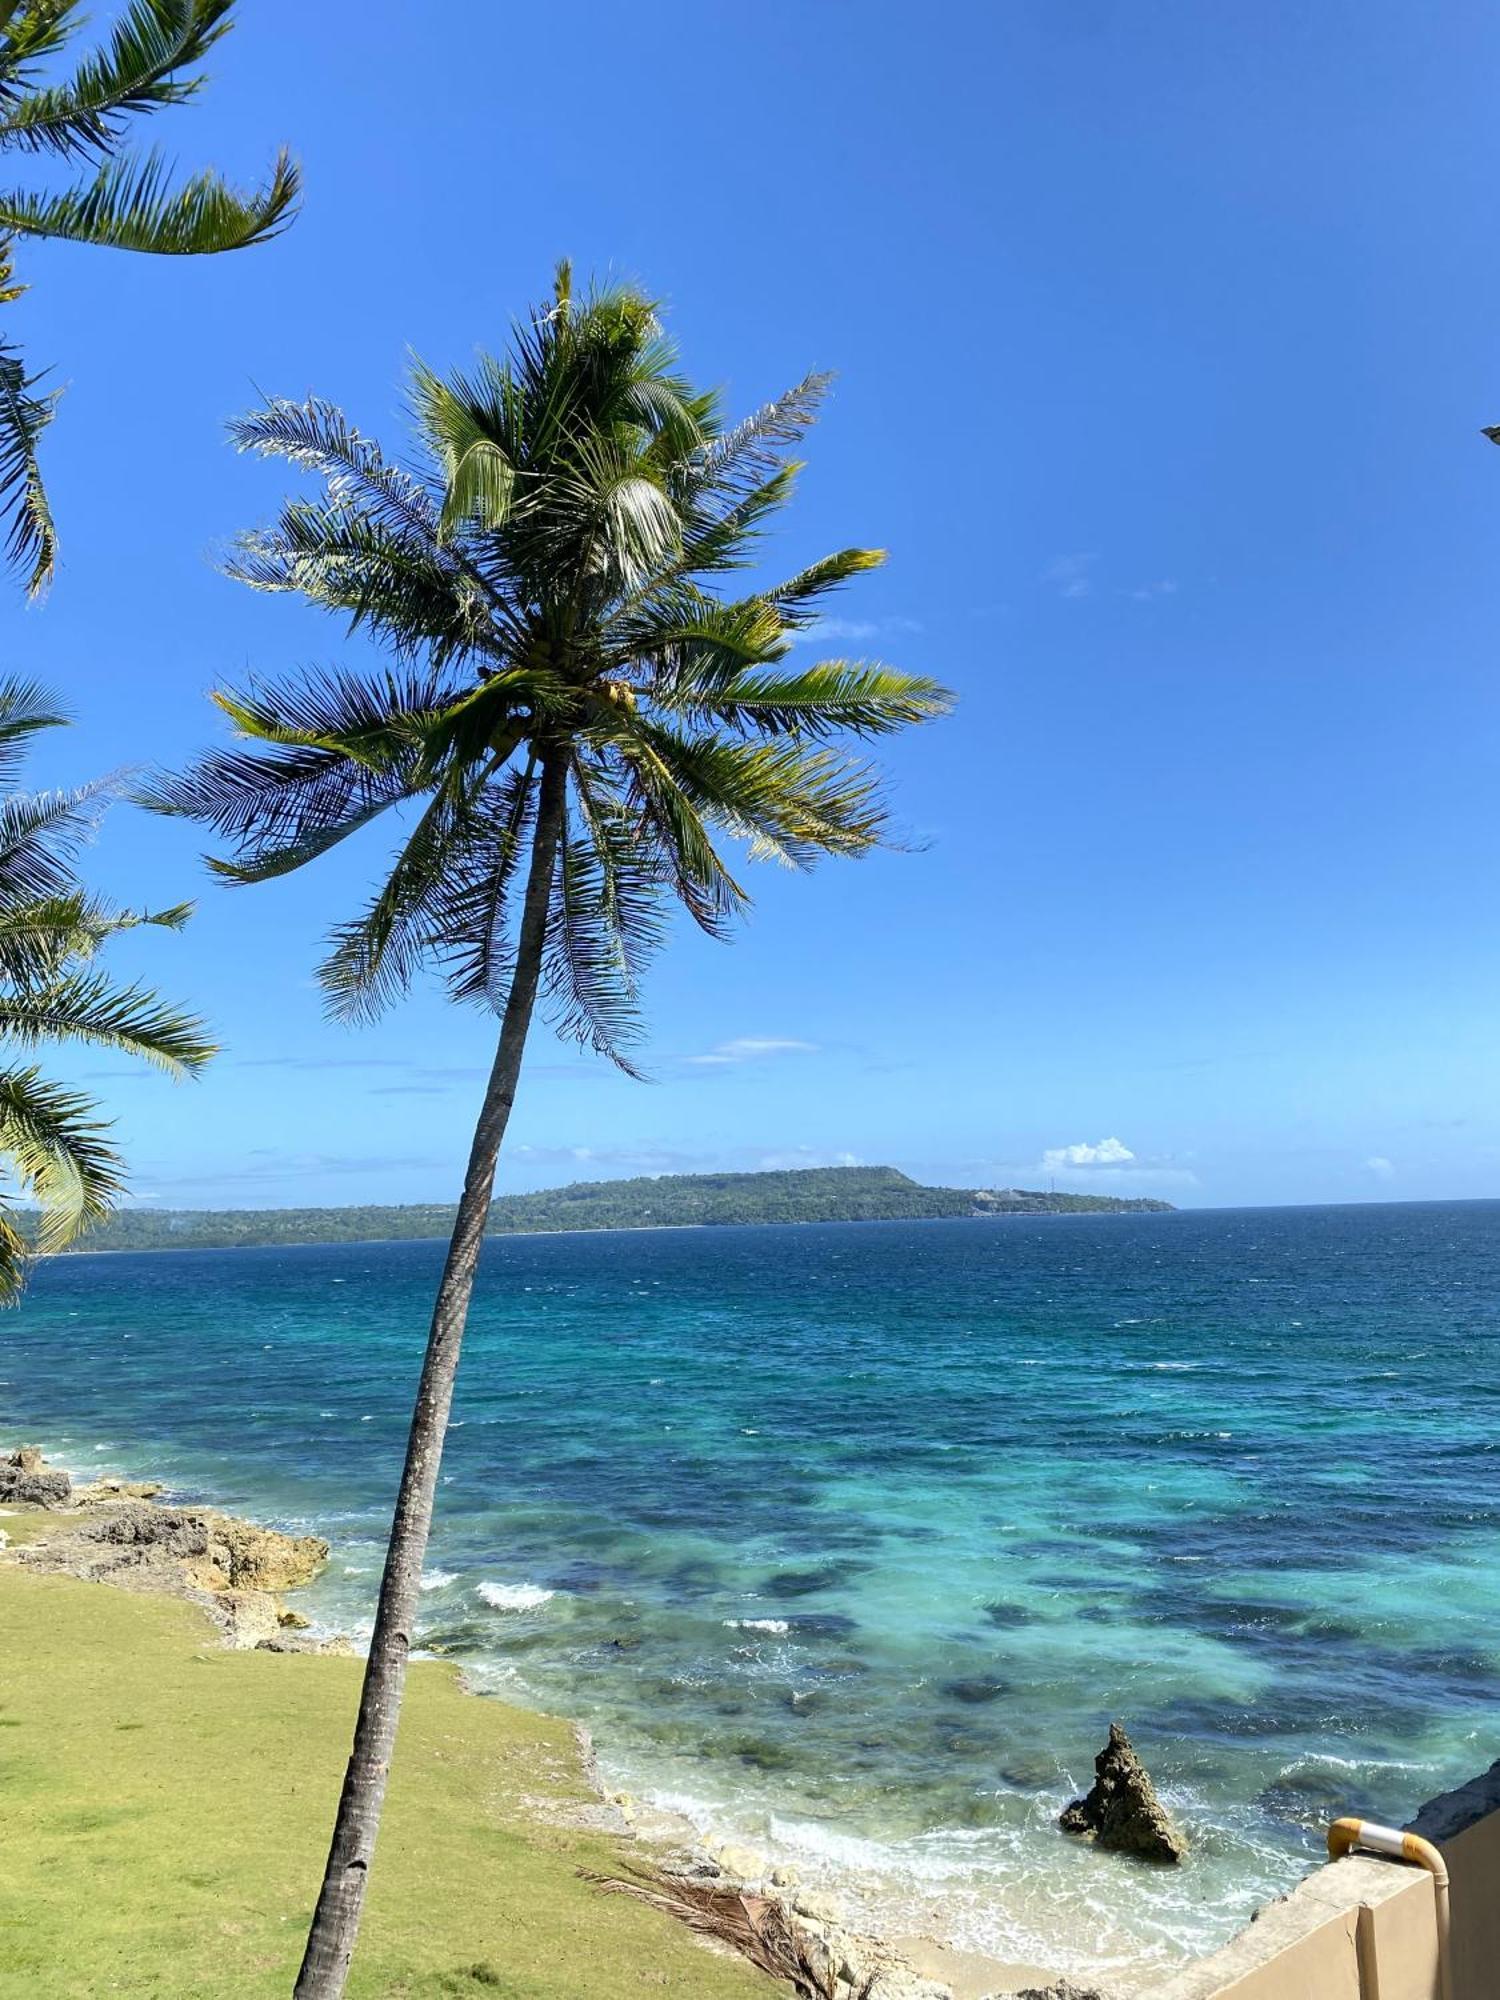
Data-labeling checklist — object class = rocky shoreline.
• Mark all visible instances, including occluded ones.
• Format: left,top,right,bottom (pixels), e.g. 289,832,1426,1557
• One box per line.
1,1444,336,1651
0,1441,1092,2000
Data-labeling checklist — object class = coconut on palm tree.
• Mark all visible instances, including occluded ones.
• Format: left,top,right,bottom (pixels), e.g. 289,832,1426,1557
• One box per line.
0,675,211,1289
147,263,951,2000
0,0,298,594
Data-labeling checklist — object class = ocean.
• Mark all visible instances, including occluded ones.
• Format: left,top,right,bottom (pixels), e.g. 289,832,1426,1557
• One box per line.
4,1202,1499,1983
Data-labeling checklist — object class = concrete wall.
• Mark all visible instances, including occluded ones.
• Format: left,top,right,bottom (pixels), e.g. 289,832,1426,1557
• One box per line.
1152,1757,1500,2000
1412,1760,1500,2000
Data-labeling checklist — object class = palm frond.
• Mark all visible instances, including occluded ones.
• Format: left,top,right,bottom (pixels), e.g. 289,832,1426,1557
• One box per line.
137,665,455,876
663,660,953,740
0,779,109,907
0,1192,28,1301
0,0,234,159
0,1062,125,1258
319,772,480,1023
0,673,66,777
438,761,536,1009
769,547,887,625
612,731,745,935
229,395,442,545
0,966,214,1073
583,1867,867,2000
0,336,56,594
685,372,831,503
608,591,788,688
0,6,88,109
571,435,681,589
408,358,517,541
678,464,800,576
0,888,189,985
624,719,890,868
0,144,299,252
228,504,490,663
540,784,663,1074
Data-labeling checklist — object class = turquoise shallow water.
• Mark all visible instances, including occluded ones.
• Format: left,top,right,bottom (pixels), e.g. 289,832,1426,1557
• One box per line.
4,1203,1500,1980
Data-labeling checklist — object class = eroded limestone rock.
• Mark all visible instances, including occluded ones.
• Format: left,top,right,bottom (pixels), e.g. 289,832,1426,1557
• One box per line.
1009,1984,1113,2000
792,1887,844,1925
206,1514,328,1591
0,1445,71,1507
6,1462,331,1652
74,1478,164,1505
706,1838,768,1884
1058,1722,1186,1864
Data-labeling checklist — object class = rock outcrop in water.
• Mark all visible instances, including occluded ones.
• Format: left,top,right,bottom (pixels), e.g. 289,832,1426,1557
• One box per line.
1058,1722,1186,1864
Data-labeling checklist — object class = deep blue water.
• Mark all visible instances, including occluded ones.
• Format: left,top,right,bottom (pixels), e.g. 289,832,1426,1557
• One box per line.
4,1203,1499,1978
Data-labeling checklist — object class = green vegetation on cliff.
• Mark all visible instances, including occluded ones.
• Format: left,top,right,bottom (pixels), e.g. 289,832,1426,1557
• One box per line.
0,1556,766,1999
55,1165,1174,1256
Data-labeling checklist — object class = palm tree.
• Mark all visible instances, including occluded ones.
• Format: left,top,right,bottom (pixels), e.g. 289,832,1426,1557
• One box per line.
146,264,951,2000
0,0,298,595
0,675,211,1289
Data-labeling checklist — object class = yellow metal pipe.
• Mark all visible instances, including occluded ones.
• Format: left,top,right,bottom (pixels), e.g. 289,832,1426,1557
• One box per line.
1327,1817,1452,2000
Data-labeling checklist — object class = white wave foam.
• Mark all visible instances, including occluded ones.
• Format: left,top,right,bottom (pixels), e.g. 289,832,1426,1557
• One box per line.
1279,1750,1436,1776
478,1581,555,1612
420,1569,458,1591
724,1617,790,1635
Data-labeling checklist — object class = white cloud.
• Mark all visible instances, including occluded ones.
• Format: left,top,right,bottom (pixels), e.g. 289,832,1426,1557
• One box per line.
684,1036,819,1068
1041,552,1096,599
1042,1136,1136,1170
795,615,923,647
1364,1155,1396,1181
1130,578,1179,602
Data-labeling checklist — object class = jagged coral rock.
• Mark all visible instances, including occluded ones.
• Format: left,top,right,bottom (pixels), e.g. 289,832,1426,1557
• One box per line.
1058,1722,1186,1864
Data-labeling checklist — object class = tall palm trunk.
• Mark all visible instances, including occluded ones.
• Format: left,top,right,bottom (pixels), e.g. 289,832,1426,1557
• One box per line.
293,758,566,2000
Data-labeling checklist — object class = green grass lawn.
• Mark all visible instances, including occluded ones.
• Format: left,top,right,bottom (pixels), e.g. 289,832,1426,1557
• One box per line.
0,1556,768,1999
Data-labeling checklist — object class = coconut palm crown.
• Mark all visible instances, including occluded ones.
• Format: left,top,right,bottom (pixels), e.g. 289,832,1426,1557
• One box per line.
0,675,211,1292
146,264,950,2000
0,0,299,594
154,263,950,1064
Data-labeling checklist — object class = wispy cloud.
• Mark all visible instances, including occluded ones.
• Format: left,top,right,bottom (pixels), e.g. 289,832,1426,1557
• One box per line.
794,615,922,647
1042,1136,1136,1169
138,1150,444,1192
683,1036,819,1068
1364,1155,1396,1181
1041,552,1097,599
1040,557,1181,604
755,1145,861,1171
510,1143,697,1171
509,1140,863,1178
236,1055,409,1073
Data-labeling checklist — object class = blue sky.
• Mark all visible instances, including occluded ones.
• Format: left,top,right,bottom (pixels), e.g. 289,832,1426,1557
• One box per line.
12,0,1500,1210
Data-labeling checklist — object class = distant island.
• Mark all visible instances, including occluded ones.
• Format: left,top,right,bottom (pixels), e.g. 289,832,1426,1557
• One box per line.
53,1166,1174,1256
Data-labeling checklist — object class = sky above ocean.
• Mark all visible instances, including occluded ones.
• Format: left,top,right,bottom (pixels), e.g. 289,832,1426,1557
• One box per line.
13,0,1500,1210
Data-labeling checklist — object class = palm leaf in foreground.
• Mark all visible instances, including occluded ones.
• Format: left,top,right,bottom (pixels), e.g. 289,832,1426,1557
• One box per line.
583,1867,877,2000
0,338,56,594
149,265,951,2000
0,675,210,1289
0,0,297,593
